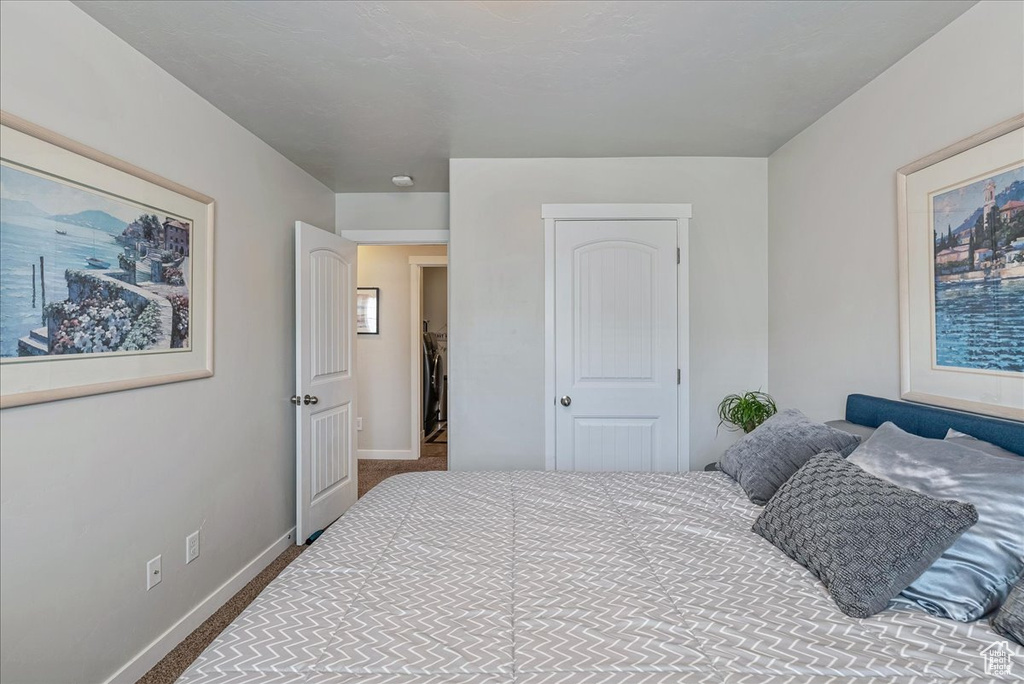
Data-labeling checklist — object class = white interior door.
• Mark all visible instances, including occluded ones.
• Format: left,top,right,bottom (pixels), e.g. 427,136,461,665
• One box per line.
295,221,358,544
554,219,679,471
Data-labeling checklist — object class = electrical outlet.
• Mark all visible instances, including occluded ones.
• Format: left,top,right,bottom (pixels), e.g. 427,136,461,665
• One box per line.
147,555,162,590
186,530,200,564
356,417,363,431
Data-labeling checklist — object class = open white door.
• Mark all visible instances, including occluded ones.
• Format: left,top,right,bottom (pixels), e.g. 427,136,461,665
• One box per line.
295,221,358,544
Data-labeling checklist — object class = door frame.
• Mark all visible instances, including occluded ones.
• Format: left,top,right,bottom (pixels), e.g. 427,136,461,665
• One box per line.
340,229,450,244
410,256,449,459
541,204,693,472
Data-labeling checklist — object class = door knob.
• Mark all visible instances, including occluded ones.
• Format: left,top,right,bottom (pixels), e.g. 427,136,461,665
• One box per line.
290,395,302,406
560,395,572,407
304,394,319,405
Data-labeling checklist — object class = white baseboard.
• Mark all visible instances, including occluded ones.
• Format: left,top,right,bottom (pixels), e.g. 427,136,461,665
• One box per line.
104,527,297,684
358,448,416,460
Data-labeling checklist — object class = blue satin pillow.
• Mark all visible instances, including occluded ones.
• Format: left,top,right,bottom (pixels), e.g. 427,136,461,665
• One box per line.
849,422,1024,621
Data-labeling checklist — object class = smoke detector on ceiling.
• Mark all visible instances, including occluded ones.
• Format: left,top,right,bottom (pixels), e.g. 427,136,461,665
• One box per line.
391,175,414,188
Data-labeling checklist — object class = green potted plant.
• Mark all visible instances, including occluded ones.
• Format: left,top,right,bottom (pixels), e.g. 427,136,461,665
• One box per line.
717,390,777,434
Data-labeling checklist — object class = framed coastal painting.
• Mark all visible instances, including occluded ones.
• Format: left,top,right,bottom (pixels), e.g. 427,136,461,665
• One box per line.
897,114,1024,421
0,112,214,408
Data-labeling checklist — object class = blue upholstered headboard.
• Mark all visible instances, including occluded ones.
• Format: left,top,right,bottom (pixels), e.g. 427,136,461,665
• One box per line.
845,394,1024,457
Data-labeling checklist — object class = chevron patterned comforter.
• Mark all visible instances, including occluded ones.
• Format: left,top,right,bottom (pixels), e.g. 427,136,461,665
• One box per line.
178,470,1016,683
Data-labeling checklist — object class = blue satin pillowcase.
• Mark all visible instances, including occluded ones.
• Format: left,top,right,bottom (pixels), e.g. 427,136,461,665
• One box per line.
848,422,1024,622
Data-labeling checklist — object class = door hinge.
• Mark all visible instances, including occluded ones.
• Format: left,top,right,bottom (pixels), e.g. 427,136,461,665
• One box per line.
677,369,681,385
677,247,680,264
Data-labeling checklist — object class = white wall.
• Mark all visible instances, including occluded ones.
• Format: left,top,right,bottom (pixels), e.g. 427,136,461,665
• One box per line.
448,157,768,471
767,0,1024,422
357,244,447,457
0,3,335,683
336,192,449,232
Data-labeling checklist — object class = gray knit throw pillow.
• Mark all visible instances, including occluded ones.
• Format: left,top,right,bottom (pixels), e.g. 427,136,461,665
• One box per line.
720,408,861,505
993,579,1024,646
752,452,978,618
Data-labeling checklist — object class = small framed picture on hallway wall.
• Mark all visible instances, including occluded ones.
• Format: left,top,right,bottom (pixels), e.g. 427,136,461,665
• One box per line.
897,114,1024,420
357,287,380,335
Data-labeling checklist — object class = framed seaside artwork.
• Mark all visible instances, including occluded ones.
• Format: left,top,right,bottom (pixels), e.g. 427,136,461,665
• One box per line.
897,114,1024,421
0,112,214,408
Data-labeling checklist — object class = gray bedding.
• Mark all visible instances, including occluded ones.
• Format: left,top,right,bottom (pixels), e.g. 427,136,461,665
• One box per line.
178,471,1015,683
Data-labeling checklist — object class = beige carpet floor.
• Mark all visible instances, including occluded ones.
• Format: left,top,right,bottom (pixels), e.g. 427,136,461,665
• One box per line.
358,427,448,498
136,432,448,684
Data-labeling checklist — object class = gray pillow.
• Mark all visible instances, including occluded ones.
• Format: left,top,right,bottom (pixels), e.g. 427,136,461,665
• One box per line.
720,409,861,505
753,452,978,619
825,420,877,443
849,422,1024,621
992,580,1024,646
944,428,1019,460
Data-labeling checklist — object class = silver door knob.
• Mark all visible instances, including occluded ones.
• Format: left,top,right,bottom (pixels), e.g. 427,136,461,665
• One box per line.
304,395,319,405
560,395,572,407
290,395,302,406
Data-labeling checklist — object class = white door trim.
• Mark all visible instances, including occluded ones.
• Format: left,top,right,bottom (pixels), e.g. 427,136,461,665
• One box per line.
542,204,693,220
340,229,449,244
542,203,692,472
410,255,449,461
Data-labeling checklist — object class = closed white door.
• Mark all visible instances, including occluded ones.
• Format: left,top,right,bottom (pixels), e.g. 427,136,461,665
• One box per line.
554,220,679,471
295,221,358,544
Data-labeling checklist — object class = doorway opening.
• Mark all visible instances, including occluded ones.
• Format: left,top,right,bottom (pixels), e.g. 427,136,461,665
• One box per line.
417,256,448,452
354,244,448,497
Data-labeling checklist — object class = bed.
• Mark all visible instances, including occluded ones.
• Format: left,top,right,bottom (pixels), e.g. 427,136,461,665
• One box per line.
178,396,1022,684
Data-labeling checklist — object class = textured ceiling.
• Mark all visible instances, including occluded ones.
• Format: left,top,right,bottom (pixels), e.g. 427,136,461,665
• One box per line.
75,0,974,192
